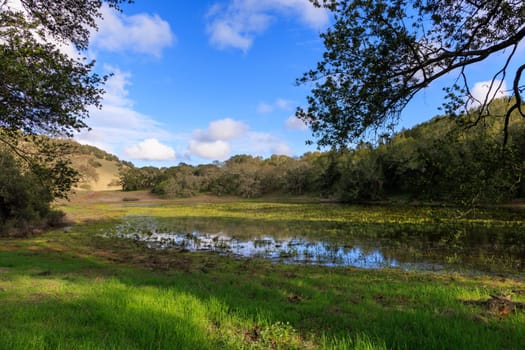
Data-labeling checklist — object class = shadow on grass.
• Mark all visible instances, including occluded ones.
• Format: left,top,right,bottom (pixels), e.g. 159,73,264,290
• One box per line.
0,217,524,349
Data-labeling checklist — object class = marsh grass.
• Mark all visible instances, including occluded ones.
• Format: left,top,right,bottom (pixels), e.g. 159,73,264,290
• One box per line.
1,197,524,349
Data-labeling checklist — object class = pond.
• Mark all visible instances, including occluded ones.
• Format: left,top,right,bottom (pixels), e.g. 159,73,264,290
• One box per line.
104,214,525,275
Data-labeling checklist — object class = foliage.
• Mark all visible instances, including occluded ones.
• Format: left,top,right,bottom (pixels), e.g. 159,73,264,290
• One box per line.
0,151,52,234
0,0,132,139
120,166,163,192
120,105,525,205
334,147,384,202
299,0,525,147
0,0,132,232
152,164,203,198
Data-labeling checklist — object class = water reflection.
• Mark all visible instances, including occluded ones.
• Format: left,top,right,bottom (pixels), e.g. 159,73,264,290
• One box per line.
144,232,396,268
105,217,452,271
103,215,525,274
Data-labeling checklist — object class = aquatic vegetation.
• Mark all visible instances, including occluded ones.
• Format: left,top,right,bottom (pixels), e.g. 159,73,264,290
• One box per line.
98,202,525,275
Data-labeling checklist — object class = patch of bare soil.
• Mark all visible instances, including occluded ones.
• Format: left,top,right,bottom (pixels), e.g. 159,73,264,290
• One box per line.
63,191,266,205
462,294,525,318
64,190,162,204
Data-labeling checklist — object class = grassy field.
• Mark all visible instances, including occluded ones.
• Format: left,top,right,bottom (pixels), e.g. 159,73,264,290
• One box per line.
1,194,524,349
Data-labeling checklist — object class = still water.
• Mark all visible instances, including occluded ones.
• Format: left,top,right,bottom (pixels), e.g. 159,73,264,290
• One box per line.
106,215,525,274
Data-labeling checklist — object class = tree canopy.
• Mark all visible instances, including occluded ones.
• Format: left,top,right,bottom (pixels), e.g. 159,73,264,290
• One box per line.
298,0,525,147
0,0,131,141
0,0,131,233
120,107,525,205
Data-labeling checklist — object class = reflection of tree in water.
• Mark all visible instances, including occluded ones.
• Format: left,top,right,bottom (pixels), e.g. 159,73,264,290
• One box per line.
107,216,525,274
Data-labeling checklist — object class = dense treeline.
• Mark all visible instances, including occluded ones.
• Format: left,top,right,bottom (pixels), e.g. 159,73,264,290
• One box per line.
121,105,525,205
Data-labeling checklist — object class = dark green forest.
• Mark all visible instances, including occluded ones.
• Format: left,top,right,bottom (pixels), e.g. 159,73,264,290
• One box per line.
121,99,525,205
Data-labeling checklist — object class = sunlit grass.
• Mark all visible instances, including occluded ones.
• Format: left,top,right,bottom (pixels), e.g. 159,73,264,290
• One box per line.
1,196,524,349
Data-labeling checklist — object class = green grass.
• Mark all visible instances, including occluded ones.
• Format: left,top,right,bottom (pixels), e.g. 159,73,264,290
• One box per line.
1,197,524,349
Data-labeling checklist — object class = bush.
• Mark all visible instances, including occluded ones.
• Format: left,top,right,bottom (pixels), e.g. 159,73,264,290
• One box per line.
0,151,58,236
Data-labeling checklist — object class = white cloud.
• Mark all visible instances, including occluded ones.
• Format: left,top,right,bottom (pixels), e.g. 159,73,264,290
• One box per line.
206,0,329,51
187,118,294,160
75,67,176,161
3,1,175,59
1,0,24,12
189,118,248,159
257,98,293,113
285,115,308,131
471,80,509,106
208,118,248,140
125,138,176,161
100,65,133,107
193,118,248,142
189,140,231,160
92,5,175,57
208,20,254,52
246,131,292,156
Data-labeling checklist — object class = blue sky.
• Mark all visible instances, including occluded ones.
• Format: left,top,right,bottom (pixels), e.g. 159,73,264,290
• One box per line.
70,0,523,167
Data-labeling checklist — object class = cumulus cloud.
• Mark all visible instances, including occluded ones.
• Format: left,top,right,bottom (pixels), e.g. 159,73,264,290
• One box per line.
92,5,175,57
206,0,329,51
207,118,248,141
187,117,294,160
470,80,509,106
189,118,248,160
189,140,231,160
184,114,299,160
285,115,308,131
125,138,176,161
192,118,248,142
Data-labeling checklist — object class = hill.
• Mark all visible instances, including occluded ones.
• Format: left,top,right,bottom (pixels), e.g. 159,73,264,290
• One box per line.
66,142,129,192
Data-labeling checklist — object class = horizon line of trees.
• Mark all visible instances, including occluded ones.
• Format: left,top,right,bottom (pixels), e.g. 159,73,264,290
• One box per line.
121,103,525,206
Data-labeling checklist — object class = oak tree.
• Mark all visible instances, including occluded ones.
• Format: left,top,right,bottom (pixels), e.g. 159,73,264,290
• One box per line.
298,0,525,147
0,0,131,231
0,0,131,199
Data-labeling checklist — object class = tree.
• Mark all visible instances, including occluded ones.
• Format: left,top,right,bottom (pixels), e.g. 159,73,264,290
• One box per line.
120,166,163,192
1,0,131,135
0,0,132,196
0,1,131,233
298,0,525,148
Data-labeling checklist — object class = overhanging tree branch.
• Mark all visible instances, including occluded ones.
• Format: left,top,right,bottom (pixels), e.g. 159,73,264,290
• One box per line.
0,1,132,200
298,0,525,147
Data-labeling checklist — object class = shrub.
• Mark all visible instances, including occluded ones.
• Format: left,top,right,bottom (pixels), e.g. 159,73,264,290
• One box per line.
0,151,58,236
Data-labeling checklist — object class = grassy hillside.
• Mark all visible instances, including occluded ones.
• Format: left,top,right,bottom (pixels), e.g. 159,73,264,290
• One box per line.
67,142,127,192
72,155,122,191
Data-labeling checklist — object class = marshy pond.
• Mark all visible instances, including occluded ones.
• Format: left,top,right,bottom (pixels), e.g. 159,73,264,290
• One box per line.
104,207,525,275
